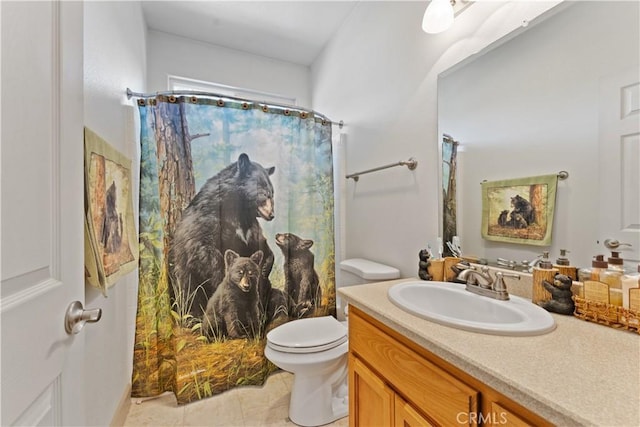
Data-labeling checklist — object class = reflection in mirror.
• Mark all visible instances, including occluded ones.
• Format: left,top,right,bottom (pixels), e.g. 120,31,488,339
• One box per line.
438,1,640,269
442,134,459,257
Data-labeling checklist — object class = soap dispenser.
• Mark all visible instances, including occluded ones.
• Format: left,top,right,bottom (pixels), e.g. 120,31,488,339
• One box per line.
578,255,608,282
553,249,577,281
600,251,625,306
532,251,559,305
621,264,640,310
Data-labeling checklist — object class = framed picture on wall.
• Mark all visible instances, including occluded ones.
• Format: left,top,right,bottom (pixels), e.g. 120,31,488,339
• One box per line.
84,127,138,295
481,174,558,246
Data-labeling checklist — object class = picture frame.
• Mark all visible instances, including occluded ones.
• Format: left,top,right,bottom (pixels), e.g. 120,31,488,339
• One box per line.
481,174,558,246
84,127,138,295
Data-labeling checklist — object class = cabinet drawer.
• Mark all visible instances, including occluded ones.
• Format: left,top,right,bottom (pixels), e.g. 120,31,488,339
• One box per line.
350,310,479,426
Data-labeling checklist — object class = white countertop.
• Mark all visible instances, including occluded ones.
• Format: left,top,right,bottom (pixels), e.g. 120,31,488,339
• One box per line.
339,278,640,427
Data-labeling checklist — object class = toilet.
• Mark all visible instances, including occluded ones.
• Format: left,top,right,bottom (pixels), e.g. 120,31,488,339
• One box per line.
265,258,400,427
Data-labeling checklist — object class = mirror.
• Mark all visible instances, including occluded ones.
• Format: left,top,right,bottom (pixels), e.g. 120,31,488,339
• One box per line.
438,1,639,269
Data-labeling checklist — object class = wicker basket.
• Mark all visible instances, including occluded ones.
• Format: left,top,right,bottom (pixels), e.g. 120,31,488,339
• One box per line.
573,296,640,334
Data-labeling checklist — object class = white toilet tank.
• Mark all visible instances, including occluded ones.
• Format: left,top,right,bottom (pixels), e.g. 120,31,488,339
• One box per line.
337,258,400,320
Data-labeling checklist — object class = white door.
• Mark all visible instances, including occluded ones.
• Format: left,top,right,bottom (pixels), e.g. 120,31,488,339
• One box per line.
1,2,90,425
599,67,640,264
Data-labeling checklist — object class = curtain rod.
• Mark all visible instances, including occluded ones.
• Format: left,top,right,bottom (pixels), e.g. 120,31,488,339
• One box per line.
126,88,344,129
479,171,569,184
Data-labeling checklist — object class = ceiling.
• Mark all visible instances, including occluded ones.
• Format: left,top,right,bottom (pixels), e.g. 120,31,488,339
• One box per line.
141,1,360,66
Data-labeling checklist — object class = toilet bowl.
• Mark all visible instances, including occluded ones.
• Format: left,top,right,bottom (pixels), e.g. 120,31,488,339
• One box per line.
265,316,349,427
265,258,400,427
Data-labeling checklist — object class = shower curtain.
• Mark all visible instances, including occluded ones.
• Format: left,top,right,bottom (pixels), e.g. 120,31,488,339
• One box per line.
132,94,335,404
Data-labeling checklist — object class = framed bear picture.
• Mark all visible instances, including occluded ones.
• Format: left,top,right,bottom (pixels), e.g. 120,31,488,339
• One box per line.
84,127,138,295
481,174,559,246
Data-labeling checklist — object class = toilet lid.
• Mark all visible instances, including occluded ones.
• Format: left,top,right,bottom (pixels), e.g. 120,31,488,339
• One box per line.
340,258,400,280
266,316,347,354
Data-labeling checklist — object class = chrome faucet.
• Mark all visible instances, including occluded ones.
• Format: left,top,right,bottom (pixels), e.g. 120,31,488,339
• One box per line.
526,254,545,272
457,266,493,288
496,257,517,269
498,256,543,272
455,263,520,300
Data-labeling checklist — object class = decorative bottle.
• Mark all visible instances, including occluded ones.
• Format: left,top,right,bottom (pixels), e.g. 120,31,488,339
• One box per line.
621,264,640,310
600,251,625,306
578,255,607,282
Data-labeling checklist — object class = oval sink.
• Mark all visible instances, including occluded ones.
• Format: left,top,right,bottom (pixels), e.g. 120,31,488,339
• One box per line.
388,281,556,336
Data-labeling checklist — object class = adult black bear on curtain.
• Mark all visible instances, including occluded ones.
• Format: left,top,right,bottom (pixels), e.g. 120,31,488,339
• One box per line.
275,233,322,319
170,153,283,323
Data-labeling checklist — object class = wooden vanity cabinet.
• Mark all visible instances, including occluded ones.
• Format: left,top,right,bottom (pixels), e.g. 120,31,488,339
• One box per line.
348,307,551,427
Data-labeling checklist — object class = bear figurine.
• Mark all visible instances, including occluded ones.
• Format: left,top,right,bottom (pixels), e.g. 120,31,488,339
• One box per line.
418,249,432,280
275,233,322,319
202,249,263,340
538,273,575,315
170,153,277,321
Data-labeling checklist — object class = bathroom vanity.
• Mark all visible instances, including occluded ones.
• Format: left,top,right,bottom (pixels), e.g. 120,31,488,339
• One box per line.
339,279,640,426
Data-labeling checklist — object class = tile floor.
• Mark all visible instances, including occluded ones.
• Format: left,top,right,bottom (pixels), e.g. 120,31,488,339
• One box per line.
123,371,349,427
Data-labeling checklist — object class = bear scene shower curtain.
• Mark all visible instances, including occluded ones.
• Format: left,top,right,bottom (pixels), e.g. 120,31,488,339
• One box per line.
132,94,335,404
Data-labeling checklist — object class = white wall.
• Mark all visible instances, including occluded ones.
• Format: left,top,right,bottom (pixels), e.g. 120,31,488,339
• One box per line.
83,1,146,425
440,1,639,269
312,1,561,277
146,30,312,107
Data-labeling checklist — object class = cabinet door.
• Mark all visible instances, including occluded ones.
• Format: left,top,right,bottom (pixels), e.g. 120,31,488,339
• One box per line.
350,310,479,425
395,395,436,427
349,355,394,427
489,402,534,427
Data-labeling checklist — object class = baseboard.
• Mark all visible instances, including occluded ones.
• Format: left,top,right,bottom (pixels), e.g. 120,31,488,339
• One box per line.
110,383,132,427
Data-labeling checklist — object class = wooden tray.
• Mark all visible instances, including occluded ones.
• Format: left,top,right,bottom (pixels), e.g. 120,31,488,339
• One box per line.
573,296,639,334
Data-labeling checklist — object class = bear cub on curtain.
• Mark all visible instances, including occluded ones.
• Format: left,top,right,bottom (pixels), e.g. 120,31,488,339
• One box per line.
203,249,264,340
275,233,322,319
170,153,284,323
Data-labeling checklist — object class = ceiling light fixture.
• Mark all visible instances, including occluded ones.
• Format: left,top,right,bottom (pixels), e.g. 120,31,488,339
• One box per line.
422,0,455,34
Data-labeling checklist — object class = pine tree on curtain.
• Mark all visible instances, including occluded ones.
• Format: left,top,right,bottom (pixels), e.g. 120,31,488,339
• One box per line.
132,95,336,404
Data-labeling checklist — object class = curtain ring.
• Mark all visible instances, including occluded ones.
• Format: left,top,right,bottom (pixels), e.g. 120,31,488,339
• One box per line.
190,96,198,104
261,105,269,113
300,112,308,119
241,102,250,110
321,119,328,126
168,95,177,103
217,99,225,107
137,99,146,106
150,99,157,106
283,109,291,116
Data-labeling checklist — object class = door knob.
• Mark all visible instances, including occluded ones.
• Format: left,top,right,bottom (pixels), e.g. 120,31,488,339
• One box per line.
603,239,633,250
64,301,102,334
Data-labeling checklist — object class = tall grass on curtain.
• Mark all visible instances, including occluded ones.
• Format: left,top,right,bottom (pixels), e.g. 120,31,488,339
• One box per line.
133,95,335,404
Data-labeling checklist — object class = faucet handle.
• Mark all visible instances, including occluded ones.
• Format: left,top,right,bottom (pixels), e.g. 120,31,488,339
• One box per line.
493,271,520,295
477,266,493,288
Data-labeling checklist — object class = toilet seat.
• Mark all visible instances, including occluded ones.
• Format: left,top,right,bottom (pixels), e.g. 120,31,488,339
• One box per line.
266,316,347,354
